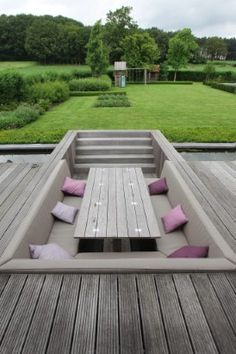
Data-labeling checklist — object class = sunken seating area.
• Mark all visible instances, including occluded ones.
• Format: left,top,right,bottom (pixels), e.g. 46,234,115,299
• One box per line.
0,156,235,272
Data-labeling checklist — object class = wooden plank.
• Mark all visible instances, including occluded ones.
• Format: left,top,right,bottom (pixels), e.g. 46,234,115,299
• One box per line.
173,274,218,354
96,275,119,354
22,275,63,354
0,166,39,221
0,164,17,185
0,164,25,195
0,275,9,296
221,162,236,178
118,275,143,354
155,274,193,354
209,273,236,332
107,169,118,237
226,272,236,292
122,168,138,237
85,168,103,237
0,275,44,354
47,275,81,354
137,275,168,354
128,168,150,237
135,168,160,237
191,274,236,353
96,168,109,237
71,274,99,354
0,274,27,343
116,168,128,237
0,131,76,256
74,168,96,238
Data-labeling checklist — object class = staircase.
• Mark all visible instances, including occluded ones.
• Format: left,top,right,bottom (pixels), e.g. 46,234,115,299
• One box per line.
74,131,156,175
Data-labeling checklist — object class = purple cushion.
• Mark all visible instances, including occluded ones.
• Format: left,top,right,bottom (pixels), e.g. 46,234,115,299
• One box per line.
148,177,168,195
61,177,86,197
161,204,188,233
29,243,73,260
168,245,209,258
51,201,78,224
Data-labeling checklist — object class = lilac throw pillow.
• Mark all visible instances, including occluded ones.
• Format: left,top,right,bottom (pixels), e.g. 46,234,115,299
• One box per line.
161,204,188,233
148,177,168,195
51,201,78,224
168,245,209,258
29,243,73,260
61,176,86,197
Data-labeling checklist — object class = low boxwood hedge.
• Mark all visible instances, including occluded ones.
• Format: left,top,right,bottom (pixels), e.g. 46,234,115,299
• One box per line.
204,81,236,94
0,104,40,129
70,90,127,97
68,77,112,92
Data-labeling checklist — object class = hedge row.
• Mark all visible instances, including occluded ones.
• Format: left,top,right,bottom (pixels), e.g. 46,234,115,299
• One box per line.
70,90,126,97
0,104,40,129
204,82,236,94
127,81,193,85
95,94,131,107
68,77,112,91
168,70,235,82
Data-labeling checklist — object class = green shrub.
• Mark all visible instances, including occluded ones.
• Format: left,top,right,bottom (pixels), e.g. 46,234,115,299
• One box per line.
204,81,236,94
0,104,40,129
71,90,127,97
95,94,131,107
27,81,70,104
69,77,111,92
0,72,25,104
168,70,233,82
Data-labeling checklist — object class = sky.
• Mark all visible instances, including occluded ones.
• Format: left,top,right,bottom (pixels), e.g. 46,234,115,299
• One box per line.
1,0,236,38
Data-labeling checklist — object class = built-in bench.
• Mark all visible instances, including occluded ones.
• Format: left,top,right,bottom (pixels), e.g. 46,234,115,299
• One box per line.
0,159,235,272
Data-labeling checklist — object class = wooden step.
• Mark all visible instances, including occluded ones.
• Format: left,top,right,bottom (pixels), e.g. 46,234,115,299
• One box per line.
74,163,156,174
76,137,152,146
75,154,154,164
77,130,151,138
76,145,154,155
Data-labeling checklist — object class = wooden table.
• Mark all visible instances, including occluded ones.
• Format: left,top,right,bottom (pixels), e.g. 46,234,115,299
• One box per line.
74,167,161,239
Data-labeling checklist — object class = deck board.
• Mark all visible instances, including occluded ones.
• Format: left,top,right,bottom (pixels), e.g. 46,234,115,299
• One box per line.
0,273,235,353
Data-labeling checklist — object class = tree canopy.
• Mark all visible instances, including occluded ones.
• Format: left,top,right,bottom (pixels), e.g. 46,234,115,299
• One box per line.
122,32,160,67
205,37,228,60
168,28,198,80
86,20,109,76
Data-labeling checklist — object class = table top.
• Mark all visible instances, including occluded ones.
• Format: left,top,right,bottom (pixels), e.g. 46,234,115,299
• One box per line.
74,167,161,239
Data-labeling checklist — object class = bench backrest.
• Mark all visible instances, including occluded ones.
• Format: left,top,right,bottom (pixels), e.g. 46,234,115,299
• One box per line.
4,159,71,260
161,161,233,259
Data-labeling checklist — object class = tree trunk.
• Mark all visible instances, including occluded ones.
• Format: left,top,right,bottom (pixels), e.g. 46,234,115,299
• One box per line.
174,71,177,81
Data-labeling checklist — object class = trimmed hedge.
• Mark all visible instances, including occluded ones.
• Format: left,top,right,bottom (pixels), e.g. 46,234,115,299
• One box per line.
0,104,40,129
95,94,131,107
70,90,127,97
127,81,193,85
0,72,25,104
68,77,112,92
27,81,70,104
204,82,236,94
168,70,235,82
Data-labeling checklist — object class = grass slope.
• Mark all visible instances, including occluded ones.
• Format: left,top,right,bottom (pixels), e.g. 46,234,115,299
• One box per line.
0,83,235,143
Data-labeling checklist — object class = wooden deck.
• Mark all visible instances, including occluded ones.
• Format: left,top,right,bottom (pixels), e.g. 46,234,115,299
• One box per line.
188,161,236,252
0,272,235,353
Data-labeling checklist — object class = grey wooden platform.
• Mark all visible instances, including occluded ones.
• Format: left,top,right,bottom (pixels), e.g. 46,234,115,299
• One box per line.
188,161,236,251
74,167,160,239
0,272,235,354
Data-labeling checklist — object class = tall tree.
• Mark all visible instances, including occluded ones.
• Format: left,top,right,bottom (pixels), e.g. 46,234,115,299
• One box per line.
147,28,169,62
168,28,198,80
205,37,228,60
104,6,138,63
121,32,160,67
86,20,109,76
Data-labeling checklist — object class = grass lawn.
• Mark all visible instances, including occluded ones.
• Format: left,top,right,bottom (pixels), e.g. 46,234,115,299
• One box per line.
0,83,235,143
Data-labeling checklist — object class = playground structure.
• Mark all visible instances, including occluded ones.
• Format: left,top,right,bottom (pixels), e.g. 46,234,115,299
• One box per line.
114,62,160,85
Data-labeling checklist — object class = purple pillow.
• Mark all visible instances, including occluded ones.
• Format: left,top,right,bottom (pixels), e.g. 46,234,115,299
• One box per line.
161,204,188,233
148,178,168,195
29,243,73,260
168,245,209,258
51,201,78,224
61,177,86,197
